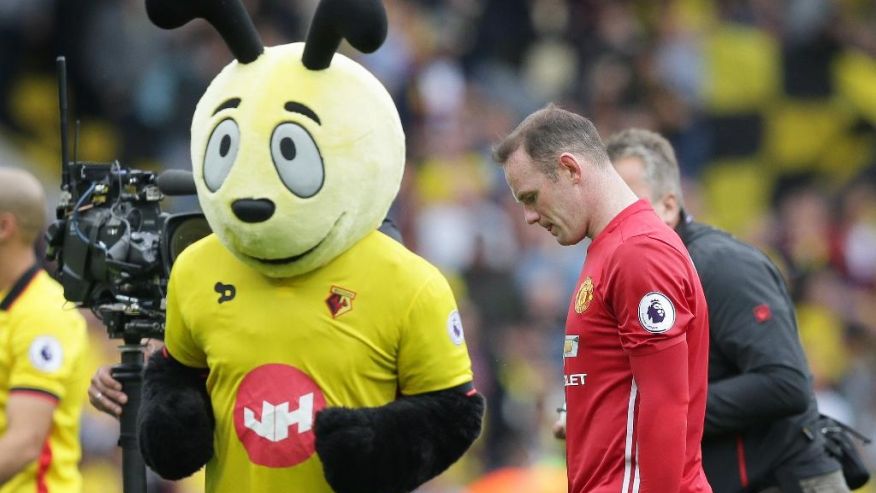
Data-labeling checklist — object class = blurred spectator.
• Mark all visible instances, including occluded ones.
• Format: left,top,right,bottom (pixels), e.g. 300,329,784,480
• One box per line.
0,167,90,492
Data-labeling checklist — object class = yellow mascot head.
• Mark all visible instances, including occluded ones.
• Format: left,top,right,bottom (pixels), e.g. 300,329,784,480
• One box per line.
148,0,404,278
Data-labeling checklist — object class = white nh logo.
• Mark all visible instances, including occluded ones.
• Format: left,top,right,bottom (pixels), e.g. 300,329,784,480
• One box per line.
243,393,314,442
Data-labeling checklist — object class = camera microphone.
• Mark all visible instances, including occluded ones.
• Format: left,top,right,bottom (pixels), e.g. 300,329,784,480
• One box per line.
157,170,197,196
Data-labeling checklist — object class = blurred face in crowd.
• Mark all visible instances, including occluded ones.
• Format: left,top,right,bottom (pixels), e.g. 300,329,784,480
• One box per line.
503,147,588,246
613,155,679,227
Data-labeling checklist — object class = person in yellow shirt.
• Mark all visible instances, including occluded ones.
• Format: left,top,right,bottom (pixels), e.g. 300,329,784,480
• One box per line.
0,166,89,492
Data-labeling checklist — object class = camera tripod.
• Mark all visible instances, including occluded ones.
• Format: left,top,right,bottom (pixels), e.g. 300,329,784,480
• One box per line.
111,332,149,493
105,314,163,493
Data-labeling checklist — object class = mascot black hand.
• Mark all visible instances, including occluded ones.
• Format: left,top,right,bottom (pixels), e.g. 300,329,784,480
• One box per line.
315,384,485,493
137,350,215,479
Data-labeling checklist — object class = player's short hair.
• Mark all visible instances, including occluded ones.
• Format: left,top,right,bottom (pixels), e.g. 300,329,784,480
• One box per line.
492,104,609,180
0,167,47,244
604,128,685,209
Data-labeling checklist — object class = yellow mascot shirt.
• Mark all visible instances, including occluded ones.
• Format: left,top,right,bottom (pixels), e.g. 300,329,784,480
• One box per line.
0,270,89,493
164,231,474,493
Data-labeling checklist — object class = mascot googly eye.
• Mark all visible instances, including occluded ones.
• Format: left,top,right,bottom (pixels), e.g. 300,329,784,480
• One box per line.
136,1,484,492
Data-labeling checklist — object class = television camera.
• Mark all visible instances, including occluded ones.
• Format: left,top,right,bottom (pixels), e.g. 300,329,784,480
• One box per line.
45,58,209,341
44,56,209,493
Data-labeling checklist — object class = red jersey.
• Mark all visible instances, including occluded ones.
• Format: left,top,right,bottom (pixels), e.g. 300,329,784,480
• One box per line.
564,200,712,493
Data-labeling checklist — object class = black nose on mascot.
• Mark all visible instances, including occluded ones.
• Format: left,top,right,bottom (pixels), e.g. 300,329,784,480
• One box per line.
232,199,276,223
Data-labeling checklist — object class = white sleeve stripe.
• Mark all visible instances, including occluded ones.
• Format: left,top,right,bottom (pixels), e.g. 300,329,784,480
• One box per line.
621,378,638,493
632,448,641,493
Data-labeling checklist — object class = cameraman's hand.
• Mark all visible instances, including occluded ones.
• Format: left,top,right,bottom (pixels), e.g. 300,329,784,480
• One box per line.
88,339,164,417
88,365,126,417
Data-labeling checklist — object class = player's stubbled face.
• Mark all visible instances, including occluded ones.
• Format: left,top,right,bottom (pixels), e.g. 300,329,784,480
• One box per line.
504,147,579,245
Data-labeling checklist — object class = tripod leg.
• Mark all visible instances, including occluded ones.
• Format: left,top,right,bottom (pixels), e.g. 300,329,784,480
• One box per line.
112,343,148,493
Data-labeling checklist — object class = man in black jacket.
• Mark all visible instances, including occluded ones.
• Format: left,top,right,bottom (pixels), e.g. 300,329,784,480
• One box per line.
597,128,847,493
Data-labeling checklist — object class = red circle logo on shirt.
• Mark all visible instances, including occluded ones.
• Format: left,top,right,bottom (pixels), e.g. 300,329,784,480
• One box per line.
233,364,327,468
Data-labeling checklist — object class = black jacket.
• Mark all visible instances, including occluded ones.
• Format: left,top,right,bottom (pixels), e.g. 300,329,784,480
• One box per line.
676,218,841,492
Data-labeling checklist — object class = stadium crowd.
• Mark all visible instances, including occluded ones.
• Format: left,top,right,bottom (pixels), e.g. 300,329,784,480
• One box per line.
1,0,875,491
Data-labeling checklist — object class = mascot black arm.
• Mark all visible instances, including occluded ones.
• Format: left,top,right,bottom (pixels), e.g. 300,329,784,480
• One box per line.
137,350,215,480
315,383,485,493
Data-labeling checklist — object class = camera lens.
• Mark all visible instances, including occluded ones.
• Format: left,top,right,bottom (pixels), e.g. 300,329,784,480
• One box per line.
168,216,211,265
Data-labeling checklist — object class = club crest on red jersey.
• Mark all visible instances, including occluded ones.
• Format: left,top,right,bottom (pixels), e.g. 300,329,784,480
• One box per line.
233,364,327,467
575,277,594,314
637,291,676,333
326,285,356,318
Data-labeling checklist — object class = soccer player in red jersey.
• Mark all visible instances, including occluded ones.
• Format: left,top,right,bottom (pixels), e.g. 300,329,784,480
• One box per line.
493,105,712,493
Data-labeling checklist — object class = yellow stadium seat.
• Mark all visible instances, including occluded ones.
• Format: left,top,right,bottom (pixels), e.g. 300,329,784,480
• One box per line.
700,158,773,236
415,153,491,205
796,303,849,386
818,127,874,186
9,74,58,138
834,49,876,125
763,99,854,173
703,23,781,114
669,0,718,33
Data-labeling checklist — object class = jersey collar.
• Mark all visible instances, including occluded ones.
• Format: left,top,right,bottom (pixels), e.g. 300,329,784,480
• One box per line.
589,199,651,250
0,264,41,311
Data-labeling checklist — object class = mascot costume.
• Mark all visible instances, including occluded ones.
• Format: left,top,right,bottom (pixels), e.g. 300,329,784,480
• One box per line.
135,0,485,491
